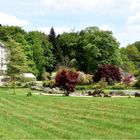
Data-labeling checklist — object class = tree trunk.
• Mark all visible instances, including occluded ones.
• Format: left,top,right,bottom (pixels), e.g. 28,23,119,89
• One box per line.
12,75,16,95
65,91,69,96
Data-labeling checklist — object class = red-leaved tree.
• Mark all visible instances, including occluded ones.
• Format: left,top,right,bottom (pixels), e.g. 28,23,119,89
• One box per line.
94,64,121,84
55,68,79,96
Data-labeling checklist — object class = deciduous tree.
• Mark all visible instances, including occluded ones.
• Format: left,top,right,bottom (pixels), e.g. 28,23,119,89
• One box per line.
55,68,79,96
94,64,121,84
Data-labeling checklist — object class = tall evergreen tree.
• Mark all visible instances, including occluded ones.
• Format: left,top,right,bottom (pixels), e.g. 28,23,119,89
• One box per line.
48,27,56,47
7,40,29,76
7,40,29,94
48,27,63,69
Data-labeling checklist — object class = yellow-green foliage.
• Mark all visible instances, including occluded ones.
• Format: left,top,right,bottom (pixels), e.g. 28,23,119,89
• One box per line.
97,77,108,90
109,83,126,90
43,80,55,88
42,72,51,81
78,71,93,85
50,72,57,80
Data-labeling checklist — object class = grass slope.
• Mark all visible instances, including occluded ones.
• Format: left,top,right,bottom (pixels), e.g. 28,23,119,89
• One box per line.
0,88,140,139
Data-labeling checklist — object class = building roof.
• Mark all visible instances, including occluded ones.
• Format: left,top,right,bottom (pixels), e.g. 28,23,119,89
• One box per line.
22,73,36,78
0,42,5,48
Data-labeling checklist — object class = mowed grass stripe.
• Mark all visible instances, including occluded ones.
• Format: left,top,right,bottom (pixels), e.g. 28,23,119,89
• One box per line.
0,110,36,139
0,97,59,138
0,96,140,138
0,107,61,139
1,95,140,122
0,105,82,139
0,88,140,139
1,96,140,126
4,96,140,129
3,91,139,110
0,104,130,139
3,96,140,118
0,98,96,138
0,98,87,138
1,96,138,128
11,95,140,113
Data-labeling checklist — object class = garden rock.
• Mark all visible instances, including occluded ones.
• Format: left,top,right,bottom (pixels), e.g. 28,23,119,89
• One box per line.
135,92,140,97
93,94,100,97
88,91,92,96
43,87,52,93
99,93,104,97
104,94,112,97
109,91,126,96
92,89,105,97
52,88,62,94
93,89,104,95
31,86,43,91
109,91,116,96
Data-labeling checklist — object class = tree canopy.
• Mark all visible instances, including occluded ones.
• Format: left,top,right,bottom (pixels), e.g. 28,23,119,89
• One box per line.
83,30,122,73
0,25,140,79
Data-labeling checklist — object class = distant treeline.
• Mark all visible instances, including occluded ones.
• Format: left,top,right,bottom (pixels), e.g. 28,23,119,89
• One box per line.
0,25,140,79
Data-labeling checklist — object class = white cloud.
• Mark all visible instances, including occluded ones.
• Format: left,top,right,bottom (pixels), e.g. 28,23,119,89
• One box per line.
37,26,70,34
120,8,140,46
41,0,114,11
72,10,78,15
128,12,140,25
115,23,140,47
100,24,112,31
39,0,140,47
127,25,140,33
0,12,29,26
40,0,140,13
34,11,45,16
1,0,140,46
129,0,140,10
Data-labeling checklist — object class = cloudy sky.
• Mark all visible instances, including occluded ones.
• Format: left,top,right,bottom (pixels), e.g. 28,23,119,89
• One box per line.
0,0,140,47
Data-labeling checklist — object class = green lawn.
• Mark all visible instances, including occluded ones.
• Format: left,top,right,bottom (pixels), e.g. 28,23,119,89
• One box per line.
0,88,140,139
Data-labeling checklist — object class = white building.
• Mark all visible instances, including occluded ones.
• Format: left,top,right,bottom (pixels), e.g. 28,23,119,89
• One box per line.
22,73,36,81
0,42,7,74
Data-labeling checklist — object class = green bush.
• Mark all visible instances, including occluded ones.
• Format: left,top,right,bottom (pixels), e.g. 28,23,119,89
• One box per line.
26,91,32,96
97,78,108,90
108,78,116,86
43,72,51,80
16,82,22,87
24,83,31,88
109,83,126,90
134,77,140,88
50,72,57,80
76,85,89,90
22,77,36,83
76,84,97,90
23,82,36,88
43,80,55,88
78,72,93,85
